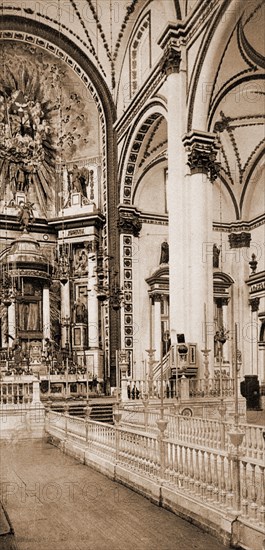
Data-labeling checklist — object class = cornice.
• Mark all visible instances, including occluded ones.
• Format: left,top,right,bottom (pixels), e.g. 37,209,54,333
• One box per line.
48,211,105,231
158,0,219,50
246,270,265,295
213,213,265,232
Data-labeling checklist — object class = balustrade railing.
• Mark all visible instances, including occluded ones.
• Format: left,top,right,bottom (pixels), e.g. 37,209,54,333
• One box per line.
124,377,234,401
0,380,33,404
45,409,265,537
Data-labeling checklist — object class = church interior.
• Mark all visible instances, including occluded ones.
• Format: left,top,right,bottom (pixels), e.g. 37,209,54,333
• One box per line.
0,0,264,403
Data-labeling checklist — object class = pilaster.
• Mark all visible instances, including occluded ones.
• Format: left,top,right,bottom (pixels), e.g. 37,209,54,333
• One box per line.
118,207,142,366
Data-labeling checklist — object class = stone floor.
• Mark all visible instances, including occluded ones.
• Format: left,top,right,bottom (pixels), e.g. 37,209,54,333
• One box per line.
0,439,230,550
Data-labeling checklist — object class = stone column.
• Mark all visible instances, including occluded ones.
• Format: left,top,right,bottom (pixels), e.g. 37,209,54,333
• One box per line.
159,40,187,338
42,285,51,342
88,248,99,349
8,302,16,345
249,297,260,376
153,294,161,362
61,280,70,348
229,232,252,376
182,131,220,371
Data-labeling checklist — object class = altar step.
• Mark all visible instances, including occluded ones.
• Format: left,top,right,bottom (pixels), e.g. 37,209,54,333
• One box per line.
50,399,114,424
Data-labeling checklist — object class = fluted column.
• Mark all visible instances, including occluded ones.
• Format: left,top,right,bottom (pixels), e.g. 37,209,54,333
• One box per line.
183,131,220,371
42,285,51,342
88,249,99,348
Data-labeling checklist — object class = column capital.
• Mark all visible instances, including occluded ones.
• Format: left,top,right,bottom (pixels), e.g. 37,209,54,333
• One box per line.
183,130,220,183
160,43,181,77
118,210,142,237
228,232,251,249
249,297,260,312
152,293,162,303
215,296,230,307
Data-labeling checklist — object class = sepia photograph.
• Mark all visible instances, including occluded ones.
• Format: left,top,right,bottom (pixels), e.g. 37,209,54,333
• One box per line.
0,1,264,549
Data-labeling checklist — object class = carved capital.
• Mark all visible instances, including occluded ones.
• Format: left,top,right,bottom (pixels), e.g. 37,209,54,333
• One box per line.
160,44,181,77
118,213,142,237
215,297,230,308
152,293,162,303
228,232,251,249
249,297,260,312
183,131,220,183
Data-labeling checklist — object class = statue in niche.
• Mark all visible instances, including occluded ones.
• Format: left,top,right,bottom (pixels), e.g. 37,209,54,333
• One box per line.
73,298,87,324
17,201,35,230
70,164,88,198
213,244,220,268
159,241,169,264
75,248,88,274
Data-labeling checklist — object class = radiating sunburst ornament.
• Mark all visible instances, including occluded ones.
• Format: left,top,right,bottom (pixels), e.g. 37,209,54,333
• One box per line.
0,63,56,206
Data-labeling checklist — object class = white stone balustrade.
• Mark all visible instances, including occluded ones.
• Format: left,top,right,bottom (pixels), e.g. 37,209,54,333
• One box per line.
44,408,265,547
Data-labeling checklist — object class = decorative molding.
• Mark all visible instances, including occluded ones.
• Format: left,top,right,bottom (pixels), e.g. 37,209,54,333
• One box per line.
160,44,181,77
213,213,265,232
249,297,260,313
183,130,220,183
246,270,265,295
118,212,142,237
228,232,251,249
122,235,134,357
139,116,164,167
115,64,165,141
122,113,161,204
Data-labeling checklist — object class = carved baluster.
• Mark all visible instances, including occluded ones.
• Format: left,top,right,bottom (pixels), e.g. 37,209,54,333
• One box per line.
220,455,227,508
194,448,200,496
200,450,206,499
241,461,248,517
179,445,184,487
173,442,179,486
258,427,264,460
253,427,258,459
189,447,195,493
212,453,219,504
226,455,233,511
259,465,265,526
184,445,189,490
206,451,213,501
250,463,258,521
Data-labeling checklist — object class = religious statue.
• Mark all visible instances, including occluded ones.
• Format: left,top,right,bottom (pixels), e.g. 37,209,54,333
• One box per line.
17,201,35,230
213,244,220,268
159,241,169,264
70,165,88,198
74,299,87,324
75,249,88,274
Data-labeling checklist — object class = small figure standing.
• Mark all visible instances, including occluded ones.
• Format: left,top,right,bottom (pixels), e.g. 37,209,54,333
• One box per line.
17,201,35,230
213,244,220,268
159,241,169,264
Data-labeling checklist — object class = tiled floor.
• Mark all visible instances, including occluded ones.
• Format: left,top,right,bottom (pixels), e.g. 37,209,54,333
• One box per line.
0,439,229,550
